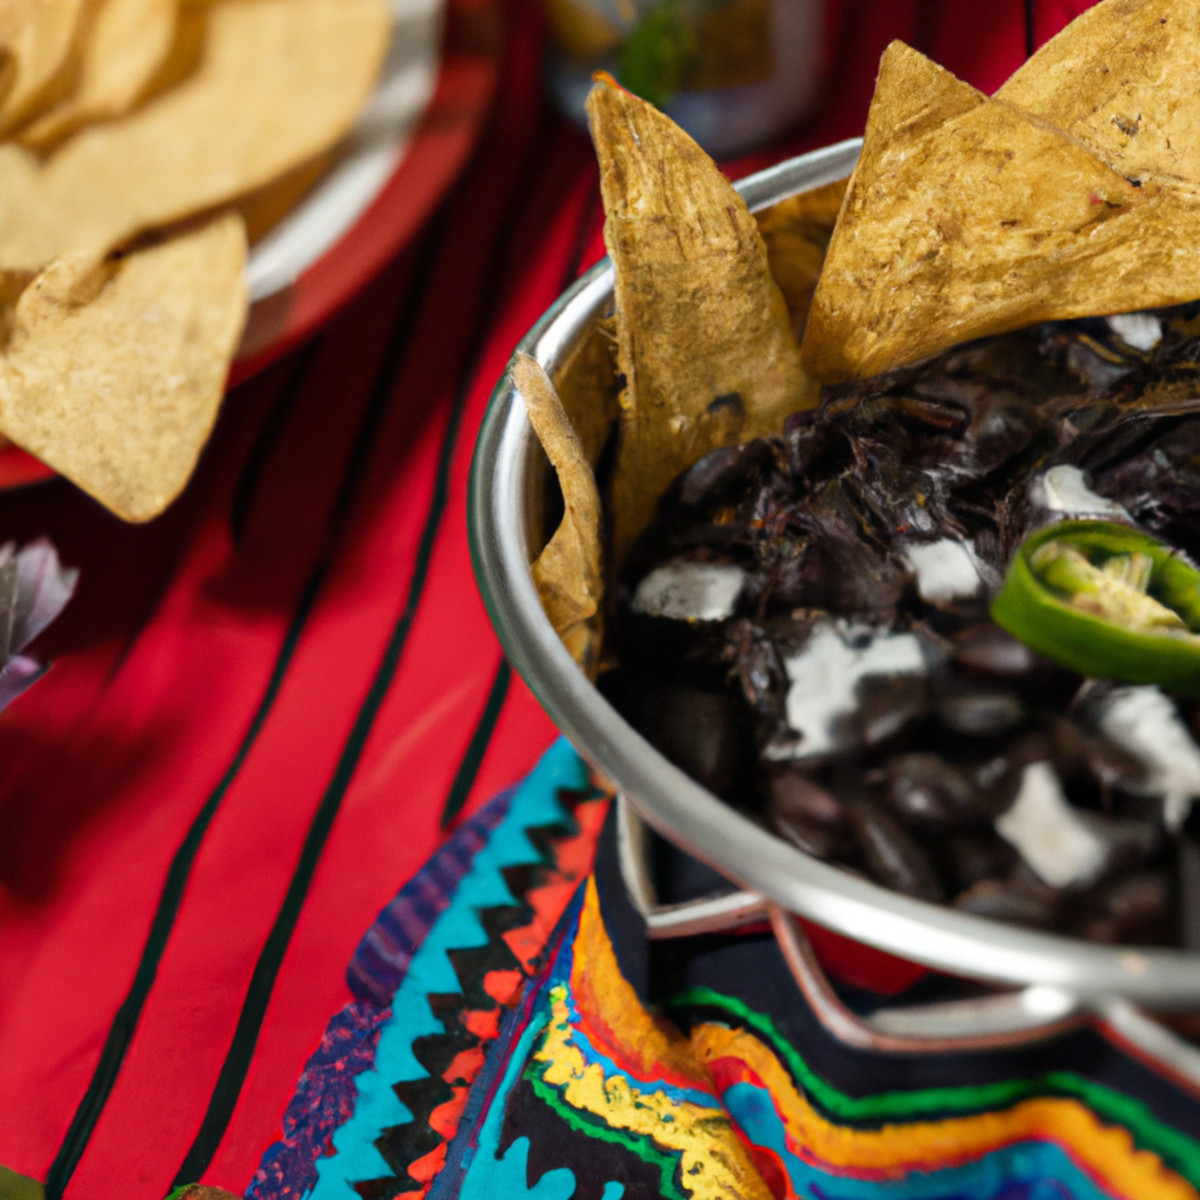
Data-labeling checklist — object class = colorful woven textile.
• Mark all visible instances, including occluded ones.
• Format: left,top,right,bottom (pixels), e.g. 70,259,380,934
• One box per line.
251,742,1200,1200
248,741,607,1200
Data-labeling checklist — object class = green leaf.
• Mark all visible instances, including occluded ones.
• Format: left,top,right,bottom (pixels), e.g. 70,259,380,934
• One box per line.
617,0,698,109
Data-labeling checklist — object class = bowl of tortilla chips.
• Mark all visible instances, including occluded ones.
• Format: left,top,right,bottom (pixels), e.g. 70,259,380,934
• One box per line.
0,0,450,521
472,0,1200,1055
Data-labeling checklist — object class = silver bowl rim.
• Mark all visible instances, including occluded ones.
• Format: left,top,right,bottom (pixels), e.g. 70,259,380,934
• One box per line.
468,138,1200,1010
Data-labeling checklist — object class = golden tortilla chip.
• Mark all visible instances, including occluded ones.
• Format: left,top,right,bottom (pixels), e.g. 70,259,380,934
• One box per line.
0,0,87,133
552,314,620,469
585,74,811,562
0,210,248,521
754,177,848,339
20,0,178,148
237,151,339,245
998,0,1200,193
0,0,390,271
800,41,1181,383
513,353,604,673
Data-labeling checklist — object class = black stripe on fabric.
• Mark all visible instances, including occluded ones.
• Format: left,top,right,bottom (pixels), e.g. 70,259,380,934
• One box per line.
1024,0,1036,57
440,658,512,829
434,174,600,834
45,542,322,1200
434,172,596,835
44,219,450,1200
171,100,559,1186
433,177,601,835
98,344,322,691
911,1,941,63
230,341,323,546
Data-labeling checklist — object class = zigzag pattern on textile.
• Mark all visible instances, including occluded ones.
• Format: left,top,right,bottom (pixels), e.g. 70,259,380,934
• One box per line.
369,886,560,1197
247,791,517,1200
304,740,608,1200
354,810,607,1199
347,794,514,1007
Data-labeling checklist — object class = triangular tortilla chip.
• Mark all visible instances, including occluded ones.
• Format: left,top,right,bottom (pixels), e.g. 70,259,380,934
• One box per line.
585,75,812,562
0,0,389,271
0,211,248,521
552,313,620,468
801,41,1172,383
514,354,604,673
998,0,1200,194
20,0,178,148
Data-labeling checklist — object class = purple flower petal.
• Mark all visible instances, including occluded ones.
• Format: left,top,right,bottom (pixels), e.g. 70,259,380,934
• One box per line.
11,538,78,652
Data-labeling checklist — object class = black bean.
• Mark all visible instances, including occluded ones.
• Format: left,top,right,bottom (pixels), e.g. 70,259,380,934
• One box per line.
773,814,844,861
969,754,1027,818
933,679,1027,737
848,803,944,903
953,867,1060,928
1065,870,1174,945
675,440,775,510
938,831,1020,893
950,623,1041,676
856,392,971,438
856,673,931,747
1076,811,1163,880
882,753,980,831
764,766,844,828
1048,716,1147,796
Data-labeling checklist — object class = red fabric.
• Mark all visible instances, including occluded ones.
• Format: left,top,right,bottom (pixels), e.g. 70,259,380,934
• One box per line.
0,2,1100,1196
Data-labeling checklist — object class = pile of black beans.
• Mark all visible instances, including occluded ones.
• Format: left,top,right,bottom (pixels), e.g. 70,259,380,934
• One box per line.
603,304,1200,949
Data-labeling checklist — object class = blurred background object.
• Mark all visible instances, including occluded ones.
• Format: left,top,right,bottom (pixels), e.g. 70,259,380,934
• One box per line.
543,0,825,155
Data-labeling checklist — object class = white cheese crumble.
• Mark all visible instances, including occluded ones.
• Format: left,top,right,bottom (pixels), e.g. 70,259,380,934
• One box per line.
1095,686,1200,830
774,622,927,760
1107,312,1162,352
995,762,1106,888
903,538,983,603
631,559,745,622
1029,464,1130,521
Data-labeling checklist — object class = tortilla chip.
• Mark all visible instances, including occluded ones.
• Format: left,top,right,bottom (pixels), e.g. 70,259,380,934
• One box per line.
0,0,390,271
754,177,848,339
997,0,1200,194
20,0,178,148
0,210,248,521
513,353,604,673
552,315,620,469
0,0,87,133
801,41,1171,383
585,74,812,562
236,151,339,245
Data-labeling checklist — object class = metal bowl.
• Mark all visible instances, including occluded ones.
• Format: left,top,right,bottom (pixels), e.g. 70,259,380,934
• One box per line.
468,140,1200,1038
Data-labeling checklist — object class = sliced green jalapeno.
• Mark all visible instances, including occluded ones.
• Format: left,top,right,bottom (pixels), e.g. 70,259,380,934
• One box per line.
991,519,1200,695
